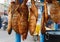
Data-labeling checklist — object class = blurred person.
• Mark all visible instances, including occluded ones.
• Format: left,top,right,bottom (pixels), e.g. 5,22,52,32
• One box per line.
0,15,2,29
1,12,8,30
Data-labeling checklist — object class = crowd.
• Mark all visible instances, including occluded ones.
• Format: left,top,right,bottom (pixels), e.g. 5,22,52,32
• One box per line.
0,11,8,30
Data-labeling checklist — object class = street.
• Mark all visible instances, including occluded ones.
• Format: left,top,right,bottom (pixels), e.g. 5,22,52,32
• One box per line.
0,29,35,42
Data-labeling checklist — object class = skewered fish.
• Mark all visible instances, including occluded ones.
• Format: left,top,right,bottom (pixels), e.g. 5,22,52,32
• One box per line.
7,2,17,34
41,12,46,34
41,0,60,34
41,0,48,34
29,0,38,35
50,1,60,23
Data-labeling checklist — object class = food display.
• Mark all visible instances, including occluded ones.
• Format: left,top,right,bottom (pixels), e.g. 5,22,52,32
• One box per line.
6,0,60,41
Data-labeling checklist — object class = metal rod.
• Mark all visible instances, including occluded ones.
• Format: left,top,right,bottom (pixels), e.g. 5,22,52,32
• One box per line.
15,33,21,42
40,33,45,42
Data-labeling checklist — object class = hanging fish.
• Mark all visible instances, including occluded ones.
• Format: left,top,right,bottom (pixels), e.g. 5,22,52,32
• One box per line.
29,0,38,35
7,0,29,40
18,0,29,40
